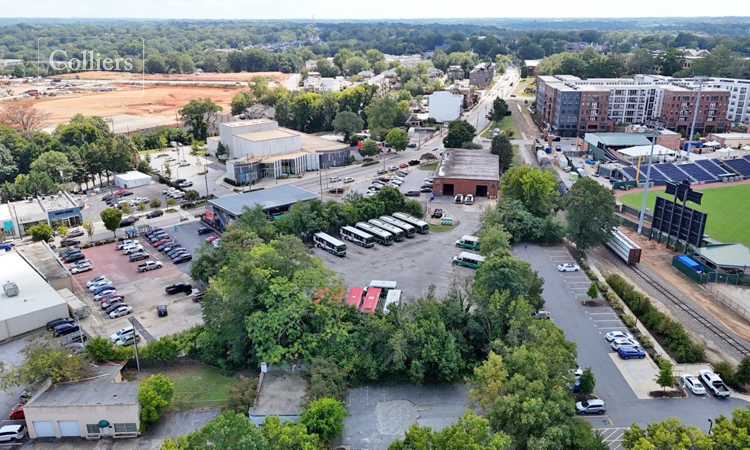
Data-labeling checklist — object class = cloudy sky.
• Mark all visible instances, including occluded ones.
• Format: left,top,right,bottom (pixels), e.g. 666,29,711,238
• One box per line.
1,0,748,20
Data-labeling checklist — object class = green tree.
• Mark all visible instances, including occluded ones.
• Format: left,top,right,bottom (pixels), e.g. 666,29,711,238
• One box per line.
121,202,132,214
28,222,53,242
172,410,268,450
30,150,73,183
734,357,750,386
100,208,123,237
307,356,349,401
490,135,513,172
586,282,599,304
656,359,674,391
389,410,510,450
332,111,364,143
139,374,175,431
85,337,133,363
344,56,370,75
579,367,596,396
500,166,558,217
385,128,409,152
216,142,229,160
468,352,507,409
623,418,711,450
262,416,319,450
299,397,348,443
230,91,254,116
442,120,476,148
360,139,379,158
478,226,511,257
564,178,619,251
82,221,94,242
179,98,222,141
150,198,162,209
0,336,87,390
0,144,18,183
316,58,340,78
487,97,509,122
365,96,406,137
226,375,258,414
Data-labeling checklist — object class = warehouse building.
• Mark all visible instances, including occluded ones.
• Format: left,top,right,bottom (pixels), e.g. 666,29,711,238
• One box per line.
0,250,69,340
205,185,319,230
113,171,152,189
432,149,500,198
24,363,140,439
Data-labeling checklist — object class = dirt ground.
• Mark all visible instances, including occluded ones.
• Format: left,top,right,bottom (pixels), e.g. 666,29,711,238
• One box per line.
25,85,241,125
592,227,750,364
57,71,291,83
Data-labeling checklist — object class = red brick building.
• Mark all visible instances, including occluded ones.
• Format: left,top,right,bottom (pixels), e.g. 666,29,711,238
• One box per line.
657,86,729,134
577,87,613,134
432,149,500,198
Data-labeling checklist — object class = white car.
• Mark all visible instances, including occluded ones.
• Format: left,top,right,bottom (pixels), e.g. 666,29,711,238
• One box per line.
170,191,185,199
387,165,398,171
115,334,140,346
86,275,109,287
610,338,640,351
682,374,707,395
605,331,633,342
557,263,580,272
115,239,136,250
390,179,404,186
110,325,135,342
0,424,27,442
178,181,193,188
109,305,133,319
123,245,144,255
94,289,117,301
179,160,190,167
70,262,93,274
343,177,355,183
88,280,111,291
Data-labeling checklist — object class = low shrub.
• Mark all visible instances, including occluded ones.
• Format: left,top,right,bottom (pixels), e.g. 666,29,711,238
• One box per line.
639,334,654,349
362,161,379,167
596,281,609,294
85,337,134,362
714,361,737,387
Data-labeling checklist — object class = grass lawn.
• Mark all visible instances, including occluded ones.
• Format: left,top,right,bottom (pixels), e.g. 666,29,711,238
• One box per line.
421,161,438,171
619,184,750,247
169,366,235,410
430,223,456,233
481,116,520,139
138,148,170,157
512,145,520,166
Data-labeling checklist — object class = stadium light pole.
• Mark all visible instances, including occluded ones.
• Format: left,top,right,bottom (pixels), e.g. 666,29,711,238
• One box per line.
637,131,657,235
686,76,707,158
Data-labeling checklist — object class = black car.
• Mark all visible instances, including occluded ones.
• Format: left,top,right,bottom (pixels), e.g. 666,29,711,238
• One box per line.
146,227,163,237
53,323,80,336
60,238,81,247
61,332,88,345
173,254,193,264
104,302,126,315
119,218,136,228
420,186,433,193
405,191,421,197
47,317,74,331
174,179,187,184
146,210,164,219
60,247,81,256
170,250,189,260
431,208,444,219
67,229,84,238
157,305,168,317
165,282,193,295
408,159,420,166
197,227,212,235
64,253,86,263
167,248,186,258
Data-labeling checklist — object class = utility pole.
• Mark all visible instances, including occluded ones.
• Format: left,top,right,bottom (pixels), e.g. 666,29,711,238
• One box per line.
687,76,707,157
203,154,210,200
637,132,657,234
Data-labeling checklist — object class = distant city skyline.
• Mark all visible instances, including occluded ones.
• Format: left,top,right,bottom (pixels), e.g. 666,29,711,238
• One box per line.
1,0,749,20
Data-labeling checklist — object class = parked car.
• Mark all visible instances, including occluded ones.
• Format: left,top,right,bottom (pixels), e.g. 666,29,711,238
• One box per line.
94,289,117,301
115,239,137,250
431,209,443,219
63,253,86,263
178,181,193,188
532,310,551,319
178,160,190,167
173,254,193,264
115,334,140,346
154,238,173,248
60,333,88,345
165,282,193,295
86,276,109,288
454,194,464,203
557,263,580,272
197,226,212,235
699,370,731,398
53,323,80,336
168,249,188,259
70,262,93,274
399,163,408,168
109,305,133,319
91,284,116,295
328,187,345,194
610,338,640,351
96,292,121,303
405,191,421,197
682,375,707,395
343,177,355,183
605,331,633,342
104,302,126,315
114,189,132,196
110,326,134,343
88,280,112,291
146,210,164,219
192,291,205,302
66,229,84,238
157,305,168,317
617,346,646,359
576,399,606,415
8,404,23,420
46,317,74,331
464,194,475,205
387,165,398,171
420,186,433,193
123,245,144,255
408,159,420,166
101,296,124,309
146,227,164,237
138,260,163,272
205,235,220,244
129,252,149,262
0,424,27,442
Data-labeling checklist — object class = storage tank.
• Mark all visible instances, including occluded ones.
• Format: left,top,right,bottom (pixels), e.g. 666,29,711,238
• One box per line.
536,150,550,166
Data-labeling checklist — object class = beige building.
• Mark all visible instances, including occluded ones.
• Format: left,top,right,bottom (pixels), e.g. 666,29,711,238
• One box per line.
24,364,140,439
708,133,750,149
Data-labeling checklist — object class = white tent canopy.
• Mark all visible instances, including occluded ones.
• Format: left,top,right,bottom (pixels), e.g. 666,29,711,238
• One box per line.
618,144,676,158
716,147,732,153
703,140,721,147
742,145,750,151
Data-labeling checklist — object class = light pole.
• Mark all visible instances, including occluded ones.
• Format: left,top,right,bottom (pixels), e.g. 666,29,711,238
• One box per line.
686,76,707,157
637,129,657,235
203,154,210,199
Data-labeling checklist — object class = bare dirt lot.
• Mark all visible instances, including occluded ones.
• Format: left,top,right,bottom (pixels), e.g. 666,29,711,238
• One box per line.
26,85,241,125
57,71,291,83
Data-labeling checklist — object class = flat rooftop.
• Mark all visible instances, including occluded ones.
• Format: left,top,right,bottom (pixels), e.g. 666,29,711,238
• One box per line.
10,198,45,219
16,242,70,286
0,250,68,322
38,192,78,212
435,148,499,182
236,129,297,142
223,119,275,128
252,371,308,415
209,185,319,215
30,382,138,408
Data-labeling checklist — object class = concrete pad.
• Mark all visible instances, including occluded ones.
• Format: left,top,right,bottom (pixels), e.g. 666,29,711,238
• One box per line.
609,353,661,399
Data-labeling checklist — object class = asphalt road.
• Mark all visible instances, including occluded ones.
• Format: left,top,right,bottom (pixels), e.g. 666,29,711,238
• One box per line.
515,244,748,432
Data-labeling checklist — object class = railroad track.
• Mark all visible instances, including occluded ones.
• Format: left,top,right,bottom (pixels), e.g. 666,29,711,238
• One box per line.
630,265,750,357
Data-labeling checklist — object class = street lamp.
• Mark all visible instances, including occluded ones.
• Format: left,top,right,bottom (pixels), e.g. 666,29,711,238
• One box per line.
637,131,657,235
686,76,708,157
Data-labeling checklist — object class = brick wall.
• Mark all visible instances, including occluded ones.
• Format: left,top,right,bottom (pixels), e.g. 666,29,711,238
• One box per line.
433,178,499,197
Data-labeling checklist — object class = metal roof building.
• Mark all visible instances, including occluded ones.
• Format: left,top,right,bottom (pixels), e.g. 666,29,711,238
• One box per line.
206,185,319,230
692,243,750,270
433,149,500,198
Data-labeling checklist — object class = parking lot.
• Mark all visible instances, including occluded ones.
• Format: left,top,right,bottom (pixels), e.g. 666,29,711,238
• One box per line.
147,147,233,198
69,237,202,342
515,244,748,434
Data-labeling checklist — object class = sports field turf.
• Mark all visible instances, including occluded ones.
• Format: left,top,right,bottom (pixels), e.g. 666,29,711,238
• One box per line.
618,184,750,247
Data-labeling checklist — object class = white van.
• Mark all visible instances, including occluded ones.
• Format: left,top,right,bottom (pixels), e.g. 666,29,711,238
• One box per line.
329,176,342,183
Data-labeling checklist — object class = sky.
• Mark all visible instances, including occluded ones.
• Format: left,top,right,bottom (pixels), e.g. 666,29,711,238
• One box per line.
1,0,749,20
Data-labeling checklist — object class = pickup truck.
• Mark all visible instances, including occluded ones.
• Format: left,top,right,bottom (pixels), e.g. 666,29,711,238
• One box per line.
137,261,163,272
699,369,731,398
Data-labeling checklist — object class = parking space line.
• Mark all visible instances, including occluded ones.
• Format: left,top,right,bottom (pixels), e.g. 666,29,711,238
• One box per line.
597,327,629,330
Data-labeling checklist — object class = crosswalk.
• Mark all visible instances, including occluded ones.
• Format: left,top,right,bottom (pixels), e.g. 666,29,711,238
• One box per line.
595,427,628,449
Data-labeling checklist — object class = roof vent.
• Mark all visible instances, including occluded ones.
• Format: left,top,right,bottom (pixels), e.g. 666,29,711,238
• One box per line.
3,281,19,297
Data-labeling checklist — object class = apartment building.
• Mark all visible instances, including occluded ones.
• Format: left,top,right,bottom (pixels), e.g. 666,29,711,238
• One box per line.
469,62,495,87
536,75,731,137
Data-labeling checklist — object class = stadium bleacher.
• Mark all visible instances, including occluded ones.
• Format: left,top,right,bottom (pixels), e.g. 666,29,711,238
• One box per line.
722,158,750,177
653,163,691,182
695,159,731,177
678,163,716,182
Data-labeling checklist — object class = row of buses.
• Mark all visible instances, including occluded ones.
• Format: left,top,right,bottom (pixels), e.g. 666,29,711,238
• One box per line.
347,280,401,314
313,213,430,257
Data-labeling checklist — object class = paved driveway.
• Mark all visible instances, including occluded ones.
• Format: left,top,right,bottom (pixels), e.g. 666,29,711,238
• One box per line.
515,244,748,432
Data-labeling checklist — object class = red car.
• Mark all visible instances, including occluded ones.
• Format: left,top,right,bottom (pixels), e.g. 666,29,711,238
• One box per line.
205,235,220,244
399,163,408,168
114,189,132,196
100,294,125,306
9,403,24,419
154,238,172,247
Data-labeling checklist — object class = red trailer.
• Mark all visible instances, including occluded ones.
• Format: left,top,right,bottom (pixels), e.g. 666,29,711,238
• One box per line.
346,287,364,308
360,288,381,313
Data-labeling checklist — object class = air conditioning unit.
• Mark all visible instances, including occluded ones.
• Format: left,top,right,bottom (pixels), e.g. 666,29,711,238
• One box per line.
3,281,19,297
